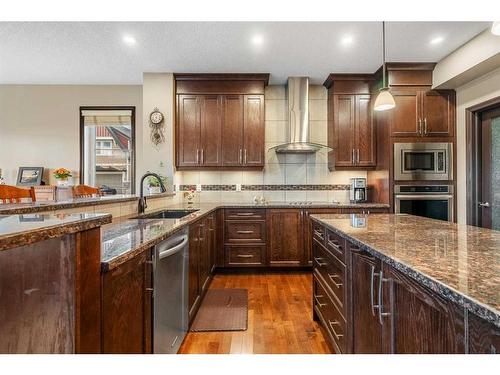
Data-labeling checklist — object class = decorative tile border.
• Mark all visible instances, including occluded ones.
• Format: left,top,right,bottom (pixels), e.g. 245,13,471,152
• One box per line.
178,184,350,191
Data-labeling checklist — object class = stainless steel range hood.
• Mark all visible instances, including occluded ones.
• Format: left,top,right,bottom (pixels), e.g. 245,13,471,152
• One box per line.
270,77,332,154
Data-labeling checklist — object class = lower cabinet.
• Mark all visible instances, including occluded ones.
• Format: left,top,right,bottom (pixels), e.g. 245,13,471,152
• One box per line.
312,220,485,354
267,209,305,267
101,249,153,354
188,214,216,322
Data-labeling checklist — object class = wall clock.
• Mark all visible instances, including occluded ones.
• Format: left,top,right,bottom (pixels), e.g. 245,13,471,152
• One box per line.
148,107,165,146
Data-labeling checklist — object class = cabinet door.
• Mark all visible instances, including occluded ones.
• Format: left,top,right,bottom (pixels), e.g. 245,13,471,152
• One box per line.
421,90,454,137
199,95,222,166
207,213,217,274
350,248,383,353
188,224,200,320
380,264,465,353
243,95,265,166
198,219,211,294
267,209,305,267
102,251,152,353
333,94,355,167
355,94,376,167
390,90,421,137
177,95,201,167
221,95,244,166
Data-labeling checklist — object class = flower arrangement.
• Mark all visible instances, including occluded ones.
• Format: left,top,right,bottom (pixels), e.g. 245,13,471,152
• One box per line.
53,168,72,180
183,187,196,205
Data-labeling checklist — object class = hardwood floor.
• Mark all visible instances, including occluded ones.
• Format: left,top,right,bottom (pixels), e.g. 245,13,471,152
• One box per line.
179,272,332,354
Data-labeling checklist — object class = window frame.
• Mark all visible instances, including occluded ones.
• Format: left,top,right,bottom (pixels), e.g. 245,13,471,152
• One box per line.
79,106,136,194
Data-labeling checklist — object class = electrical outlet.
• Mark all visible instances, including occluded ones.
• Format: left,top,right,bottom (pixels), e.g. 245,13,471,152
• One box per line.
196,184,202,192
236,184,241,191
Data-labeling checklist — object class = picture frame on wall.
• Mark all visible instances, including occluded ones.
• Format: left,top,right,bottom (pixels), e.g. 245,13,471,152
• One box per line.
16,167,44,186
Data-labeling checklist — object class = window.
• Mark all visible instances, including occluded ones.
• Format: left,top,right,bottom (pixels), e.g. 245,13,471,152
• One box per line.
80,107,135,194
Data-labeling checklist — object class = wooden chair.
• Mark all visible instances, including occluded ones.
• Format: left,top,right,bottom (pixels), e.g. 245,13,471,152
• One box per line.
72,185,101,198
0,185,36,203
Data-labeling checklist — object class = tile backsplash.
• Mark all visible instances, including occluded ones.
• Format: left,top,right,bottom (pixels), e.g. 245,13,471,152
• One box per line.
174,85,367,204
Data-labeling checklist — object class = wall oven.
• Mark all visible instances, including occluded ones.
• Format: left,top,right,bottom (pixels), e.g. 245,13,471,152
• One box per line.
394,142,453,181
394,185,454,222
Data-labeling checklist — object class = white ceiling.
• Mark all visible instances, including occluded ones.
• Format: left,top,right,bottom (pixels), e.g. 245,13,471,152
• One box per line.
0,22,490,85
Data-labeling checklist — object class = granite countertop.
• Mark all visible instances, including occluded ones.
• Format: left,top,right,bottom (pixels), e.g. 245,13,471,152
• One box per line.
0,192,175,215
0,212,112,251
310,213,500,328
101,201,389,272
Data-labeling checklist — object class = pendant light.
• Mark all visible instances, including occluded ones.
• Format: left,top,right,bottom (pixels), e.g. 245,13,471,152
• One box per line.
374,21,396,111
491,21,500,36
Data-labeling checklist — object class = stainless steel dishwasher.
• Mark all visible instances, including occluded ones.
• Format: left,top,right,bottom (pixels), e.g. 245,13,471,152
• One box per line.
153,227,189,354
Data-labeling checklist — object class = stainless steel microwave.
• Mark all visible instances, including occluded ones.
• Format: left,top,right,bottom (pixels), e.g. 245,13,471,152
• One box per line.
394,142,453,181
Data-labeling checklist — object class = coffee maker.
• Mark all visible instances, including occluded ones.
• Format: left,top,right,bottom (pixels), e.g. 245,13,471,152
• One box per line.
350,178,367,203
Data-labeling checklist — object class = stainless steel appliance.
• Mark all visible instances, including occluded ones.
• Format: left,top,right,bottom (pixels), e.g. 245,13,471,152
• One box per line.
153,228,189,354
394,184,454,222
394,142,453,181
350,178,367,203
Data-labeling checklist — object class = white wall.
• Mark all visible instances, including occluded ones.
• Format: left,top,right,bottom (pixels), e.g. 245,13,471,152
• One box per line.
141,73,176,186
0,85,142,188
455,66,500,223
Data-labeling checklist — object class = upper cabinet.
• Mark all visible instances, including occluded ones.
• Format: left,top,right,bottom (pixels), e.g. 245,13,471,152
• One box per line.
324,75,377,170
386,63,455,139
175,74,268,170
389,89,455,138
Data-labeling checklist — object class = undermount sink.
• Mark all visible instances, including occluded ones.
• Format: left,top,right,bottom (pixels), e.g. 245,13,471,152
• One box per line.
137,209,199,219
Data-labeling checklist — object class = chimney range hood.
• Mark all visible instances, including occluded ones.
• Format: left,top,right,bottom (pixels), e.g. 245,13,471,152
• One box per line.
270,77,332,154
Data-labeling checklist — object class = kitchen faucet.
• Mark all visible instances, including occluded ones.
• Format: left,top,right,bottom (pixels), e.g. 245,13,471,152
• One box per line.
138,172,166,214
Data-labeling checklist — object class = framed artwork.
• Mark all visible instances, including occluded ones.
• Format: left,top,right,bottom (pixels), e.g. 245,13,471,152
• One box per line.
16,167,44,186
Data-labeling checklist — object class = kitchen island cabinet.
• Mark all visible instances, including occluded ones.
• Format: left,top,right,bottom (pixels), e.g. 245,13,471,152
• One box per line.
311,213,500,354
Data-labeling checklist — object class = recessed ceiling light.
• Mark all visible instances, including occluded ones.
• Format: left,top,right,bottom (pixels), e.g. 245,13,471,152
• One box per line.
430,36,444,45
341,35,354,46
251,34,264,46
492,22,500,36
122,35,137,46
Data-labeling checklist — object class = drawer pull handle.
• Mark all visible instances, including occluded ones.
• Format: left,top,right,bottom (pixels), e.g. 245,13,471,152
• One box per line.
314,230,324,239
314,294,327,308
328,274,343,288
236,254,254,258
328,320,344,340
314,257,327,267
327,240,341,251
370,266,381,316
237,230,254,234
377,270,391,325
235,213,255,216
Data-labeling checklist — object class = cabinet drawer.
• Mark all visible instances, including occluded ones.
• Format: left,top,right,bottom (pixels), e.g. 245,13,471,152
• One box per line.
313,243,347,317
313,275,347,354
225,245,266,267
312,220,326,244
326,229,346,264
225,209,265,220
225,221,265,242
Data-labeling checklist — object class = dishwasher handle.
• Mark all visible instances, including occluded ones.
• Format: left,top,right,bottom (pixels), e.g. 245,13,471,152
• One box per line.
158,235,188,259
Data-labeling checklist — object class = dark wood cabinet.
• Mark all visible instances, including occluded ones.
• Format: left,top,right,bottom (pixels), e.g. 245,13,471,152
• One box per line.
350,247,383,353
243,94,265,166
221,95,244,166
329,94,376,169
188,223,201,320
102,250,153,354
379,263,465,354
176,95,201,167
267,209,305,267
175,74,268,170
390,89,455,138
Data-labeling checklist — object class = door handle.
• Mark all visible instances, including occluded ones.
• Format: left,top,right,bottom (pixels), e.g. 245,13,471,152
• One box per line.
418,119,422,135
356,149,360,164
370,266,381,316
478,202,490,208
377,270,391,325
352,149,355,164
239,149,243,164
423,118,428,135
244,149,247,164
201,149,204,164
196,149,199,164
314,257,327,267
314,294,327,308
328,274,343,288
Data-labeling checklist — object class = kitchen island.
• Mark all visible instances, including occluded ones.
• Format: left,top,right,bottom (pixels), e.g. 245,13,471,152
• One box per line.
0,212,111,353
310,213,500,354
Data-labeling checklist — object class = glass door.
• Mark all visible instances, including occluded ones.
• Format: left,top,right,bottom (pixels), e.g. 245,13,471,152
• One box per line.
480,108,500,230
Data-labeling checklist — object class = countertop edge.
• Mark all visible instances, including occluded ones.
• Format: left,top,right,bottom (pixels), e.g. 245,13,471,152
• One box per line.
310,215,500,329
0,214,113,252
